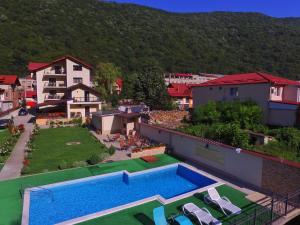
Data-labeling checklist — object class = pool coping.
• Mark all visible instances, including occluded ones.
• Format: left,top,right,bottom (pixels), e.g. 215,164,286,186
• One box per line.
21,163,223,225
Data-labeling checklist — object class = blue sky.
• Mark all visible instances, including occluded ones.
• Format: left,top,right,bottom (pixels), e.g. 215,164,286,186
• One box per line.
108,0,300,18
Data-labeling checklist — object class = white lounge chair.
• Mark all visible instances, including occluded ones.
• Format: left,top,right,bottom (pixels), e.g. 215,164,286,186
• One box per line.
204,187,241,216
182,203,222,225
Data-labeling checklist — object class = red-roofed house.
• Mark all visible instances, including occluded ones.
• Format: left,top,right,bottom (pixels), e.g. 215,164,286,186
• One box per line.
192,72,300,126
0,75,21,111
167,83,193,109
28,55,102,119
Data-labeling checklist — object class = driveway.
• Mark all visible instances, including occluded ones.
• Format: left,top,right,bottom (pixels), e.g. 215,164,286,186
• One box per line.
0,111,34,180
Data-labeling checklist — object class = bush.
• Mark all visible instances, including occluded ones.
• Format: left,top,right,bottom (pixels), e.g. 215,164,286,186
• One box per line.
108,146,116,155
58,161,70,170
99,152,110,160
21,166,31,175
87,154,101,165
269,127,300,152
192,101,220,125
72,161,88,168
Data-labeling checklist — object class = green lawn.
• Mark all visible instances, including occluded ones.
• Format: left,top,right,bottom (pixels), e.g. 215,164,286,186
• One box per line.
80,185,260,225
25,127,109,174
0,154,179,225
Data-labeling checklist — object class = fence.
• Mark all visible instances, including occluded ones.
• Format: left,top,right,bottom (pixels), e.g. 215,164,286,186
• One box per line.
230,190,300,225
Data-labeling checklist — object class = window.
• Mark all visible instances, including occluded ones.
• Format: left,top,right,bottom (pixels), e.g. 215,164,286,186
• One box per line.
73,77,83,84
219,87,222,90
54,66,62,74
73,65,82,71
230,87,239,97
209,87,213,90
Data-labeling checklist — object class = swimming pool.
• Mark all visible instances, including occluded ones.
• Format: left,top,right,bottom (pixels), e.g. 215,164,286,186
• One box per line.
23,164,217,225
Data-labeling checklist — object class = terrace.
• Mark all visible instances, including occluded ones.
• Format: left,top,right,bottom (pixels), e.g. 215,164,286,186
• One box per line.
0,154,298,225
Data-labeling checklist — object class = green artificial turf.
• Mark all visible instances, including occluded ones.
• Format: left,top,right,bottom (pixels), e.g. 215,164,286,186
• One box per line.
79,185,259,225
25,127,108,174
0,154,179,225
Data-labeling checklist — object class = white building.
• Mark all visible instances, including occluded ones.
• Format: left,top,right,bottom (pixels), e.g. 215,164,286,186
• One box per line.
28,55,102,118
164,73,222,85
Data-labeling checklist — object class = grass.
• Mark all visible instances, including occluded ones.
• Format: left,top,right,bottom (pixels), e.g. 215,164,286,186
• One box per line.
79,185,260,225
25,127,109,174
0,154,179,225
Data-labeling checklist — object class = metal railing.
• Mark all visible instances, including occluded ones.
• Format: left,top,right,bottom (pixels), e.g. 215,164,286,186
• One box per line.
44,70,66,76
44,82,67,88
71,97,100,102
45,94,63,100
230,190,300,225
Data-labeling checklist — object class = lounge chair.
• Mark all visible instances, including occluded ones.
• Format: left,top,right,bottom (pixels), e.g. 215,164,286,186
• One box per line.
204,187,241,216
153,206,193,225
182,203,221,225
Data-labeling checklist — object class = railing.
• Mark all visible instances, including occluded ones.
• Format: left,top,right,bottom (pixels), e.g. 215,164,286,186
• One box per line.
45,94,63,100
44,82,67,88
71,97,101,102
230,190,300,225
44,70,66,76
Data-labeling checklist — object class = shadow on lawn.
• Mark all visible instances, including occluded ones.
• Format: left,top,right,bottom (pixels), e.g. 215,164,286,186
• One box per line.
134,213,154,225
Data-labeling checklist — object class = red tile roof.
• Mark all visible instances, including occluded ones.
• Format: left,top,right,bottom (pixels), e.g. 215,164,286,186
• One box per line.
175,73,193,77
28,62,49,72
191,73,300,87
116,78,123,89
168,83,192,97
28,55,92,72
0,75,20,85
22,90,37,98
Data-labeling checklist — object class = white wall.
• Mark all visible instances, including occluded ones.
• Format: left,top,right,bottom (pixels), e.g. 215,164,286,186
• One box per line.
140,123,263,188
66,59,90,87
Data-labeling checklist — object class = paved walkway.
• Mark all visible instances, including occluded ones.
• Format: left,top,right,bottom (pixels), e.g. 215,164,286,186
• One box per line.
90,131,130,162
0,113,34,180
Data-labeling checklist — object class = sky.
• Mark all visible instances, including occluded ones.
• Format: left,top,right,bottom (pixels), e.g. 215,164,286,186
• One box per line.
108,0,300,18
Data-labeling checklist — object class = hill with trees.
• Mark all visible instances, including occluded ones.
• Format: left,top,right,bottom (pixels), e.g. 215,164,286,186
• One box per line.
0,0,299,78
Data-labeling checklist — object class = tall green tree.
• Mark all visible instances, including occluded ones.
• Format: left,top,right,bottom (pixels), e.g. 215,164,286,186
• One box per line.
94,62,121,100
132,60,173,110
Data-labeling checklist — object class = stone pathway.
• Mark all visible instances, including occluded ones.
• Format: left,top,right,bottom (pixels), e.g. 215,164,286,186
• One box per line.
0,113,34,180
90,131,130,162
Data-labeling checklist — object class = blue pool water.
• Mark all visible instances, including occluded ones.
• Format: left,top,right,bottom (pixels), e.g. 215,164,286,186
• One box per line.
28,164,216,225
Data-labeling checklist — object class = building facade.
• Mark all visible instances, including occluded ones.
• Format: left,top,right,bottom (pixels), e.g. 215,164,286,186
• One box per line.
0,75,21,112
28,56,101,118
167,83,193,109
192,72,300,126
164,73,222,85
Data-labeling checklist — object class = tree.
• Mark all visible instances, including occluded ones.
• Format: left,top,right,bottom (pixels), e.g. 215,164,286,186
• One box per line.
94,62,121,100
132,60,173,110
120,72,138,99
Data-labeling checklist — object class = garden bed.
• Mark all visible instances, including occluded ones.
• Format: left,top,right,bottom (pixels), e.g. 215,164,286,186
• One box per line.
130,145,166,158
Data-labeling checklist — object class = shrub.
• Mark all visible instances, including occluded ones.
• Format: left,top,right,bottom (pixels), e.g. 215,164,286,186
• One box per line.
269,128,300,152
87,154,100,165
21,166,31,175
58,161,70,170
72,161,88,168
192,101,220,125
108,146,116,155
99,152,110,161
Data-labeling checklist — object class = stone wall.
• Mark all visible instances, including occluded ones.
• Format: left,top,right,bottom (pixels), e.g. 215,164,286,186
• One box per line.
262,159,300,195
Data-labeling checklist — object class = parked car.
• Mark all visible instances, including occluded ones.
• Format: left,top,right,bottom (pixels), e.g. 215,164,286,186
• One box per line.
0,119,12,129
18,108,28,116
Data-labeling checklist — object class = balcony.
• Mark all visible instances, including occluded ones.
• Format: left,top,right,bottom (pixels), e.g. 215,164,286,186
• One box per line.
43,69,66,76
45,94,63,101
70,97,101,103
44,82,67,89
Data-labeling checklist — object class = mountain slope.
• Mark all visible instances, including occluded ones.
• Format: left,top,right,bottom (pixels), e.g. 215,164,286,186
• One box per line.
0,0,299,78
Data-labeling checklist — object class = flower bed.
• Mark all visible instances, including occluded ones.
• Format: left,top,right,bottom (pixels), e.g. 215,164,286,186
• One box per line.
130,145,166,159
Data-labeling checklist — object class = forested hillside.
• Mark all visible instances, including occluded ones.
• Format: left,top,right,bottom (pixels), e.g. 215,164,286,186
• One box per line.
0,0,299,78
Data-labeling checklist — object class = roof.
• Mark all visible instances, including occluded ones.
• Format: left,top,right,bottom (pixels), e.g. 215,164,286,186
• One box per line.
116,78,123,88
67,83,100,97
167,83,192,97
174,73,193,77
28,55,93,72
0,75,20,85
191,73,300,87
22,90,37,98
